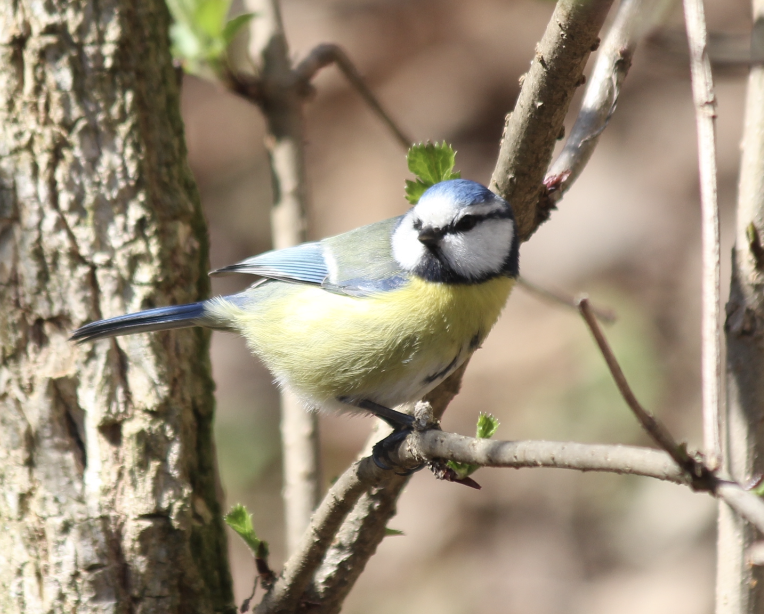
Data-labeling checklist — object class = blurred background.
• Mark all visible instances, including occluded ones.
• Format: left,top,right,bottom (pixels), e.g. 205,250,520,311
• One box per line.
179,0,753,611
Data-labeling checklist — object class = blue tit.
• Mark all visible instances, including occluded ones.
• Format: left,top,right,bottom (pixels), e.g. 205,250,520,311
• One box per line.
72,179,519,439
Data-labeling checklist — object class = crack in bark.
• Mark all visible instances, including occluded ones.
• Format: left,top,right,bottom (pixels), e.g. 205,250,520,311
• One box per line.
53,377,88,472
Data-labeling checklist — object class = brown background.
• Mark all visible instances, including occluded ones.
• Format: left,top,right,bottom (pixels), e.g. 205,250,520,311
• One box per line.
180,1,750,611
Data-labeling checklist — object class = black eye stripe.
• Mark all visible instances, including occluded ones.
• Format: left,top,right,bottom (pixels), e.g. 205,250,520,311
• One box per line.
452,215,478,232
444,209,512,234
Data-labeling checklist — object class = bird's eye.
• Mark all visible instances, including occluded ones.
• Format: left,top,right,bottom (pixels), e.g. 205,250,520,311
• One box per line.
412,218,423,231
454,215,478,232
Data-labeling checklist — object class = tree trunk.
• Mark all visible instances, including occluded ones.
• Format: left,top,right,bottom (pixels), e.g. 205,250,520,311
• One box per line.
0,2,233,612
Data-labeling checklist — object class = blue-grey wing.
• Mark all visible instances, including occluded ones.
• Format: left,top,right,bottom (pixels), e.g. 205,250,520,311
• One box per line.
210,242,329,285
209,216,409,296
320,216,408,296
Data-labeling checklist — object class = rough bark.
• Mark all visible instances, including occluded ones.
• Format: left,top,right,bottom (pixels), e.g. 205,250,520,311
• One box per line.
0,1,233,613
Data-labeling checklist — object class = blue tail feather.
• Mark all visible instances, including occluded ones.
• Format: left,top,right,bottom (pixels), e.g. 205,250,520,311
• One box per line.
70,302,207,343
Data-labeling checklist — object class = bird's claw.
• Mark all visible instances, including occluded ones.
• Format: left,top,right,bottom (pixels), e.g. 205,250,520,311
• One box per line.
372,428,425,475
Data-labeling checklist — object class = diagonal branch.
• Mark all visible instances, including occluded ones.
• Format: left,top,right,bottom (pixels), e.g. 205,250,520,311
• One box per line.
578,298,715,489
490,0,615,241
293,43,412,149
518,276,617,324
541,0,674,214
578,297,764,545
254,456,416,614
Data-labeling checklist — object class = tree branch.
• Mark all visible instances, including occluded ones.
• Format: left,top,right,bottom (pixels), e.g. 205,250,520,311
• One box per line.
578,298,715,489
244,0,321,555
518,277,616,324
293,43,412,150
719,0,764,607
296,362,469,613
255,456,413,614
542,0,673,211
415,432,685,482
683,0,723,472
256,422,764,614
490,0,615,241
409,430,764,538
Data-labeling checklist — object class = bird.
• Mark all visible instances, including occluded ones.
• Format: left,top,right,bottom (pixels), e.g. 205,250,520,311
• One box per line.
71,179,519,464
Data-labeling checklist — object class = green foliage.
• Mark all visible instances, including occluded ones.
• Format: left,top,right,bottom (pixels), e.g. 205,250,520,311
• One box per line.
224,503,269,558
404,142,461,204
384,527,405,537
476,412,500,440
166,0,255,74
446,413,500,480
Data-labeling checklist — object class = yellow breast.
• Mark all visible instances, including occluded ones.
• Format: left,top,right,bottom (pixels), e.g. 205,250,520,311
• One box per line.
211,276,514,409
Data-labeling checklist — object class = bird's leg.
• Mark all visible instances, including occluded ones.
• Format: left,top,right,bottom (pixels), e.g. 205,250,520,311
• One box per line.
338,398,423,475
352,399,414,429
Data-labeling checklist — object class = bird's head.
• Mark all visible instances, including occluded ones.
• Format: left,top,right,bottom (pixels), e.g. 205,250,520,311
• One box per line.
392,179,518,283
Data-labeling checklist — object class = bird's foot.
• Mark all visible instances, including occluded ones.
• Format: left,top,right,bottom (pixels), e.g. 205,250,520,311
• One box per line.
371,429,424,476
338,398,439,475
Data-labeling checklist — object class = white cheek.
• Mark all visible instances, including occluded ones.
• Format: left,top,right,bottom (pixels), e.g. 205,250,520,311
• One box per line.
440,219,514,279
392,220,426,271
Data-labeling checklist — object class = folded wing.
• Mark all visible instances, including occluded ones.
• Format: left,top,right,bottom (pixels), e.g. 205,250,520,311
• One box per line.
210,242,328,285
209,217,407,296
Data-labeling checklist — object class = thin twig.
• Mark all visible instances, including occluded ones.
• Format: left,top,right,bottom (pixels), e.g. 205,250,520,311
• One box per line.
683,0,722,471
541,0,674,215
415,434,685,483
578,298,714,489
518,277,616,324
293,43,412,150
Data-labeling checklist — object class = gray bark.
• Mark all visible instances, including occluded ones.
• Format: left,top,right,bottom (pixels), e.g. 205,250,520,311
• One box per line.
0,1,233,613
720,1,764,610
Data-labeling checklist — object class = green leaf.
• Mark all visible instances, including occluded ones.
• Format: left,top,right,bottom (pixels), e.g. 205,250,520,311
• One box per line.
407,142,459,184
404,142,461,204
404,179,429,205
166,0,197,28
446,459,475,480
223,13,256,46
446,413,500,479
194,0,229,39
225,504,265,556
384,527,405,537
166,0,255,73
170,22,204,63
476,413,499,440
